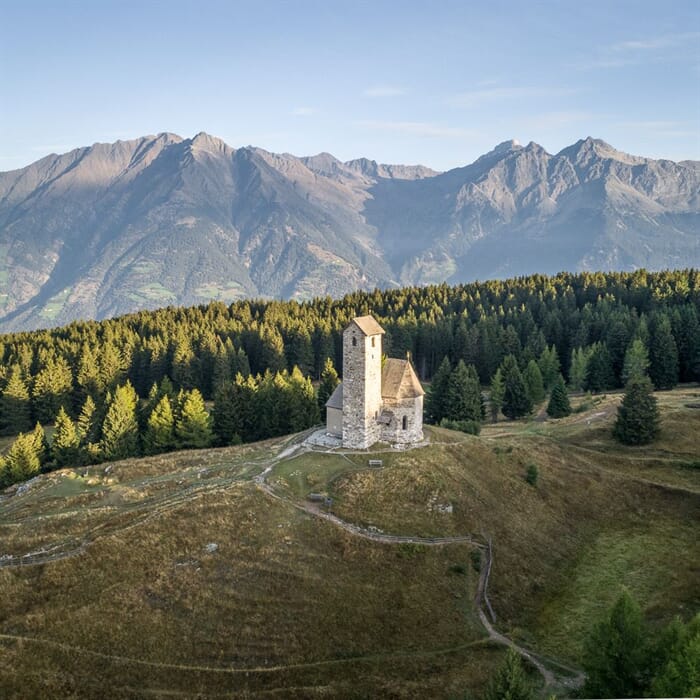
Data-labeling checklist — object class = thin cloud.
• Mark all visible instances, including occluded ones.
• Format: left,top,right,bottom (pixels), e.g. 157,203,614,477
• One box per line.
363,86,406,98
611,32,700,52
616,120,699,138
291,107,316,116
356,120,474,138
449,86,576,107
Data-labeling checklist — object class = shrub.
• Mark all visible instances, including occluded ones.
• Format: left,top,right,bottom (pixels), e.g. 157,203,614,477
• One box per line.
470,549,482,573
525,464,539,486
439,418,481,435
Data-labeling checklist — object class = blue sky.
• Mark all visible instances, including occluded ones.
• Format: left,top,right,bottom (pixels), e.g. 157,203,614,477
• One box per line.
1,0,699,171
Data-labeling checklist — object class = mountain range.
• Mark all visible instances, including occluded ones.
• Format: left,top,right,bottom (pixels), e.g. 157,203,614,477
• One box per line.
0,133,698,331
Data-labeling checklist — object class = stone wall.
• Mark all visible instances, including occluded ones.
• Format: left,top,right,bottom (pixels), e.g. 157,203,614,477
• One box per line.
326,406,342,438
380,395,424,445
342,324,383,449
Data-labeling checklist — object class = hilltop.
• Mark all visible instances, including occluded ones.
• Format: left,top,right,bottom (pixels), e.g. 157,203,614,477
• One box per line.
0,134,698,331
1,388,698,698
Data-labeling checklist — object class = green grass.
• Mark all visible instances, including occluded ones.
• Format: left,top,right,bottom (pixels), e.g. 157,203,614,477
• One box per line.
0,388,698,697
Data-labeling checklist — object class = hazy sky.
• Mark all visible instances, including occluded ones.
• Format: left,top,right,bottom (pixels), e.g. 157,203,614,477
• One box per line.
2,0,699,171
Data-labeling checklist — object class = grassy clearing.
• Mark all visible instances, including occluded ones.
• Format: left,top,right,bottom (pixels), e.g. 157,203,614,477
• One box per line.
0,388,698,696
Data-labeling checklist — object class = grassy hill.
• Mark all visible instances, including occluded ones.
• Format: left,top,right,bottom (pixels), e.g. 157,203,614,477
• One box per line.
1,388,699,698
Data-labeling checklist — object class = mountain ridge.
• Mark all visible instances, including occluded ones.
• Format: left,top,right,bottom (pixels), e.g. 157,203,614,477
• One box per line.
0,133,698,331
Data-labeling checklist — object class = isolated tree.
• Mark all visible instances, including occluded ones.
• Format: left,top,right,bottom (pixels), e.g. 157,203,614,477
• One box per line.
100,381,140,460
489,367,505,422
175,389,213,449
621,338,650,385
484,647,534,700
52,407,81,466
613,376,660,445
546,374,571,418
582,591,648,698
501,355,532,419
317,357,340,421
523,359,545,404
143,395,176,455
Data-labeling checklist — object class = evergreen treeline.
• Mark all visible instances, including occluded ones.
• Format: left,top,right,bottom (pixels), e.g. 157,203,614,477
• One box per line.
0,270,699,485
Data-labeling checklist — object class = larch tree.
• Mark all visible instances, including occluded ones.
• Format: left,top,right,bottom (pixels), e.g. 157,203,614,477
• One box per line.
100,381,140,460
144,395,176,454
175,389,213,449
52,407,81,466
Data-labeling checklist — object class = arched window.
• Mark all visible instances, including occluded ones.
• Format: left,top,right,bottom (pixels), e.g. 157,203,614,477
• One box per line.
402,415,408,431
371,337,375,347
352,336,357,347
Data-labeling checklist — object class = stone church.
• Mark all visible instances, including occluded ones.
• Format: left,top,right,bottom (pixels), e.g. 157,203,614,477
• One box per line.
325,315,424,449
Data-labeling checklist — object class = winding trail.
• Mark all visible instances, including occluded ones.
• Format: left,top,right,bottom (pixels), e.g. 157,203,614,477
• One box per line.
1,435,585,692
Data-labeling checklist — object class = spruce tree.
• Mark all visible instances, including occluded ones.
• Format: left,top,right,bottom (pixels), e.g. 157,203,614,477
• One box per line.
537,344,561,390
317,357,340,421
569,346,591,392
621,338,650,385
427,356,452,423
586,342,616,392
100,381,140,460
31,423,49,467
501,355,532,419
546,374,571,418
31,356,73,424
287,366,320,432
489,368,505,422
523,359,545,404
649,314,679,390
52,407,80,466
446,360,482,422
212,382,241,446
613,376,660,445
143,395,176,455
175,389,213,449
582,591,648,699
0,366,32,436
76,394,98,446
5,432,42,484
484,648,534,700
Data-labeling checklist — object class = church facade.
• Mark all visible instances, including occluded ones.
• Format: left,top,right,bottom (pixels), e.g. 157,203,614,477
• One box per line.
325,315,424,449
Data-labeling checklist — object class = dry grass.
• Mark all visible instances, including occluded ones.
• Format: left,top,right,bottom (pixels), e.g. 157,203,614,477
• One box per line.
0,388,698,697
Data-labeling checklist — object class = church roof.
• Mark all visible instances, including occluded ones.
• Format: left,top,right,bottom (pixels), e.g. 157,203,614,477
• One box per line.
325,383,343,409
381,358,425,399
349,315,385,336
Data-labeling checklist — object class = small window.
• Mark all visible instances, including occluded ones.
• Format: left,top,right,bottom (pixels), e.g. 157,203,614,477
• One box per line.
352,336,357,347
371,337,375,347
402,415,408,431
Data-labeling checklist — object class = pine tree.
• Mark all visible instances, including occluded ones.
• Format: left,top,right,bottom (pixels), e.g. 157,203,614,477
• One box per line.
0,366,32,436
489,368,505,422
613,376,660,445
143,395,176,455
427,356,452,423
100,382,140,460
52,407,81,466
175,389,213,449
546,374,571,418
621,338,650,385
523,359,545,404
484,648,534,700
501,355,533,419
317,357,340,421
582,591,648,699
649,314,679,389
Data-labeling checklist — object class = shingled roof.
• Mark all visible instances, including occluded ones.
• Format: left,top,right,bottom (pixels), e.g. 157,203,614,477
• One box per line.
349,315,385,336
325,383,343,410
381,358,425,399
